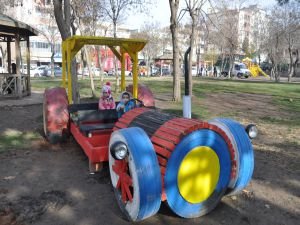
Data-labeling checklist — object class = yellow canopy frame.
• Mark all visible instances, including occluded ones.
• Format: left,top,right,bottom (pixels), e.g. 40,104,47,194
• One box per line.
62,35,147,103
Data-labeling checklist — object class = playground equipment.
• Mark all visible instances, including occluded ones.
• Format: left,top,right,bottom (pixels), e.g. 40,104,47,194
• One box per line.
242,58,269,78
43,36,257,221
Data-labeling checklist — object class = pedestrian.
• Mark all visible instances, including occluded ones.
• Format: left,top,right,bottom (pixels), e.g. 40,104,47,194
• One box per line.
200,66,203,76
213,66,217,77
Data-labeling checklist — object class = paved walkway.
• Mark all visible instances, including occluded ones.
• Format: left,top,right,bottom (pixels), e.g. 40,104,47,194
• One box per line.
0,91,43,107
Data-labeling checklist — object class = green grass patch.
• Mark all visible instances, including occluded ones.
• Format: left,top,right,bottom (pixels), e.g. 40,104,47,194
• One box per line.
259,116,300,127
0,129,41,153
31,76,300,120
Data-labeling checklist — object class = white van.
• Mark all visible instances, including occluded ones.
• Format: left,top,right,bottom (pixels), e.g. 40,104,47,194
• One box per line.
232,62,251,78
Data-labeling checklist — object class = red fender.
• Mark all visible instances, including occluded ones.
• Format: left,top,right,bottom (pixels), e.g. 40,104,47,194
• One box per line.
126,84,155,107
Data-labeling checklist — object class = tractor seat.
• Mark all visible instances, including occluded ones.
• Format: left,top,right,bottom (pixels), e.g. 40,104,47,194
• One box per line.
79,123,115,136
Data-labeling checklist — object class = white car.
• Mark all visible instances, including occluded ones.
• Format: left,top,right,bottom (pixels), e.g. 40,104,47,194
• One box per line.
31,66,48,77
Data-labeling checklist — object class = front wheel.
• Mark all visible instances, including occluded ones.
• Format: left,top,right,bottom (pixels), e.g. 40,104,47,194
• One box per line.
109,127,162,221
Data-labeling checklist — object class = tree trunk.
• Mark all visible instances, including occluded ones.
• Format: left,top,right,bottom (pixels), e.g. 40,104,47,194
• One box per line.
228,54,234,78
53,0,79,103
288,49,299,82
188,14,196,96
169,0,181,102
50,44,55,77
113,20,120,93
84,46,95,97
95,46,104,85
53,0,71,40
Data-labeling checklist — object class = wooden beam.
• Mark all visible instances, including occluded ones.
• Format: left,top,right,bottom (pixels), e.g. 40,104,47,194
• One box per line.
108,46,121,61
7,37,11,73
26,36,31,95
15,32,21,98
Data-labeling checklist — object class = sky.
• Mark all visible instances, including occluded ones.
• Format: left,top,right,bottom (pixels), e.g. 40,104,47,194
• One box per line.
125,0,278,30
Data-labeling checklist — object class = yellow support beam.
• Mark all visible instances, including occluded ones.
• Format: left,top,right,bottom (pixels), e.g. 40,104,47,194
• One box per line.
108,46,121,61
67,42,72,103
132,52,138,99
61,35,147,102
121,48,126,91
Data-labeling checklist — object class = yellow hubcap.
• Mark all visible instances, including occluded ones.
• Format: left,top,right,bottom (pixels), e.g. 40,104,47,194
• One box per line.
177,146,220,204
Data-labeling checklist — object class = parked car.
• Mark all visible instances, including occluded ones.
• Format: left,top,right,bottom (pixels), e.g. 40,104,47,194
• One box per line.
32,66,49,77
192,66,198,76
107,69,132,76
260,62,272,72
161,68,170,76
53,67,62,77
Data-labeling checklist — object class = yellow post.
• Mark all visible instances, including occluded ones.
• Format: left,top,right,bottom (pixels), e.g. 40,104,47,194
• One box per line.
121,49,126,91
132,52,138,98
67,43,72,103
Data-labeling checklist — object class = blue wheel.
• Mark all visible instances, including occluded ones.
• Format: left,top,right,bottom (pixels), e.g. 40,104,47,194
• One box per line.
109,127,162,221
165,129,231,218
211,118,254,195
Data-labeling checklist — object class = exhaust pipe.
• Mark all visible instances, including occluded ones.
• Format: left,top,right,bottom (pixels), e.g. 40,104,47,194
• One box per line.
183,47,191,118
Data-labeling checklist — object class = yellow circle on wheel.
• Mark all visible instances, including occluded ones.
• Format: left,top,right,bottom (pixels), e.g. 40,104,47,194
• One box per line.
177,146,220,204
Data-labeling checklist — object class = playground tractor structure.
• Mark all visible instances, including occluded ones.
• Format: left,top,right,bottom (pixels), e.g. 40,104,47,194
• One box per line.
43,36,258,221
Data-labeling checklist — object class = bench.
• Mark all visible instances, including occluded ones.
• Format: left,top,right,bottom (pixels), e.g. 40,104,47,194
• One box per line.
79,123,115,136
68,103,118,136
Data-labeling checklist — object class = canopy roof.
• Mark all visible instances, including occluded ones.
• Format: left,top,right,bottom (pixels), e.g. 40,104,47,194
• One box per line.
63,35,147,60
0,13,38,41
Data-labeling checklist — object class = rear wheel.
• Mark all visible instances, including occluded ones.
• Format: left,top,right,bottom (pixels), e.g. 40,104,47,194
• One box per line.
43,87,69,144
210,118,254,195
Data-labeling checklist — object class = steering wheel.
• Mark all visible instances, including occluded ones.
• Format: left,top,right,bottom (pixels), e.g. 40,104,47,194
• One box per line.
125,98,144,108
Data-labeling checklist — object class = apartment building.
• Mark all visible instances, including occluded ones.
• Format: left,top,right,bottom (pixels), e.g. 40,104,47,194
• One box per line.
205,4,268,60
2,0,137,68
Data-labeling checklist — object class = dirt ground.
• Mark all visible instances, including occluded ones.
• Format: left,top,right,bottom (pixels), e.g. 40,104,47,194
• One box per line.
0,93,299,225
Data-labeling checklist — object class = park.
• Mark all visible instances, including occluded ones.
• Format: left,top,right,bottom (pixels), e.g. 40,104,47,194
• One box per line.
0,0,300,225
0,75,299,224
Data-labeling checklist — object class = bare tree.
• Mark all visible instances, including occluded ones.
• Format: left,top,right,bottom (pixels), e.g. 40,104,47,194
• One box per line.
263,2,300,82
38,6,60,78
206,1,240,77
100,0,150,92
131,23,161,77
276,0,300,5
72,0,105,97
169,0,181,102
53,0,80,102
184,0,206,96
280,2,300,82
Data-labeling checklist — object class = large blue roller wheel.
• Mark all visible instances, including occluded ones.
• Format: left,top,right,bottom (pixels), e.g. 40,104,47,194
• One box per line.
109,127,162,221
165,129,231,218
212,118,254,195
